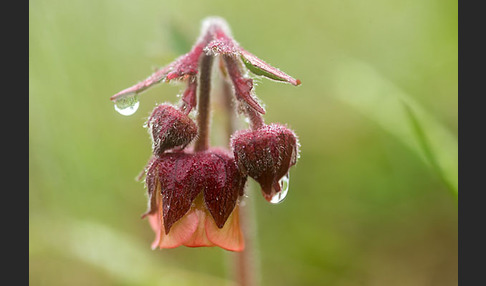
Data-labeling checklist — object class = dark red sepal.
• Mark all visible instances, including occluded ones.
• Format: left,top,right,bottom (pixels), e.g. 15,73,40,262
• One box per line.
231,124,298,201
202,148,247,228
146,104,198,155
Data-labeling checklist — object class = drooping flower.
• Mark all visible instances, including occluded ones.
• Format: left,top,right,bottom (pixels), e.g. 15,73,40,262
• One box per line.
111,17,301,252
231,123,299,202
142,148,247,251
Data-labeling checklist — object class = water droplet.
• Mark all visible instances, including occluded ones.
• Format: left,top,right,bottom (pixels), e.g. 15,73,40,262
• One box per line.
114,95,140,116
270,173,290,204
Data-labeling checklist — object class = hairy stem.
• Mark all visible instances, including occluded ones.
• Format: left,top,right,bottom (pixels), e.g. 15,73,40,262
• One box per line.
221,76,259,286
194,54,214,152
222,54,265,129
221,78,237,144
245,104,265,130
234,193,259,286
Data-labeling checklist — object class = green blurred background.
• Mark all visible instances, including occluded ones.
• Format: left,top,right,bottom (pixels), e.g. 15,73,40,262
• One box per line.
29,0,457,285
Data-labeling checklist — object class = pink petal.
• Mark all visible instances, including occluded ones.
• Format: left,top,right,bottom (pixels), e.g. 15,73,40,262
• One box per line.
182,207,215,248
148,186,200,249
148,213,162,250
205,205,245,252
147,189,163,249
159,209,200,249
148,192,244,251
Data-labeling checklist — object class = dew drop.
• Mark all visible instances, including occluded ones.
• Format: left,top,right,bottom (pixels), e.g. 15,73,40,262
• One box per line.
269,173,290,204
114,95,140,116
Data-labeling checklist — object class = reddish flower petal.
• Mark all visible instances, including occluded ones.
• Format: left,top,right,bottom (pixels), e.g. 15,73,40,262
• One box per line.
150,192,245,251
159,208,200,249
148,213,162,249
146,183,163,249
151,194,244,251
148,190,201,249
182,197,215,248
205,205,244,252
149,191,212,249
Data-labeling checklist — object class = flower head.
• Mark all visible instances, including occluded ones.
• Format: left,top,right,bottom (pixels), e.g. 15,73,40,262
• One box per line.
142,148,246,251
111,17,301,252
231,123,299,202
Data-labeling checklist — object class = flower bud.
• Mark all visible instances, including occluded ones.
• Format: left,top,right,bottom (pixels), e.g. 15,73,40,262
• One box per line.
231,123,299,202
146,104,198,155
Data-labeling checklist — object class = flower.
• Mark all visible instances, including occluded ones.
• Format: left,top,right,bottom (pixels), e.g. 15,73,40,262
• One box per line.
142,148,247,251
111,17,301,252
231,123,299,202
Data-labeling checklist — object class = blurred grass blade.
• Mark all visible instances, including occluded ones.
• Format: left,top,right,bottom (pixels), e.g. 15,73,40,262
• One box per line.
30,216,235,286
333,57,458,197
